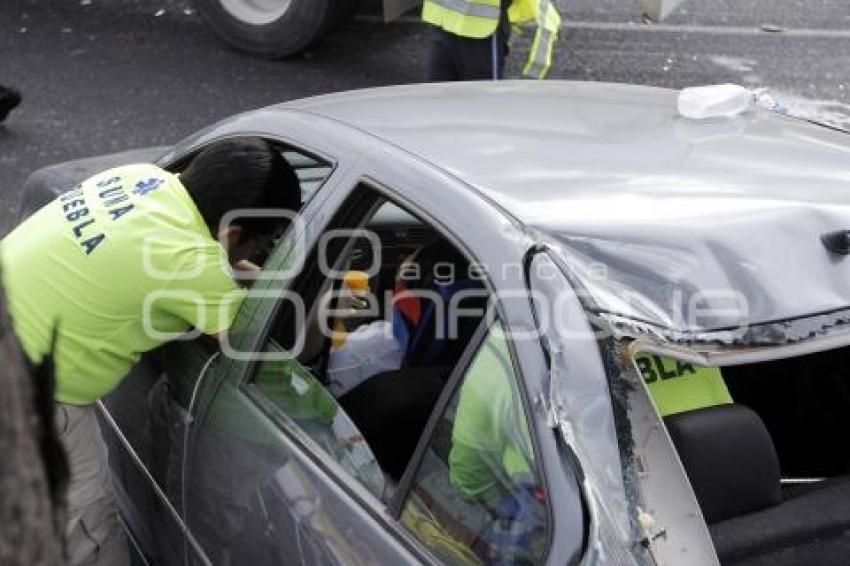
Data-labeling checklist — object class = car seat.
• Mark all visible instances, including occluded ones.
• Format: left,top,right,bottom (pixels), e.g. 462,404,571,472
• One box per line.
339,241,488,481
338,365,449,481
391,239,489,370
665,403,850,565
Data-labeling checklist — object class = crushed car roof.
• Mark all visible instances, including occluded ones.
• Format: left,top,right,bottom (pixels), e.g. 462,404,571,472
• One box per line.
286,81,850,228
287,81,850,334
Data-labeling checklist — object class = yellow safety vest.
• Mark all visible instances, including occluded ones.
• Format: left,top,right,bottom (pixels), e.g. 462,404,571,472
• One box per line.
635,353,733,417
422,0,561,79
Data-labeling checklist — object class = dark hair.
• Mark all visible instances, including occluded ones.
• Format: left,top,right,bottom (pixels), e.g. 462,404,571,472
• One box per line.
180,137,301,240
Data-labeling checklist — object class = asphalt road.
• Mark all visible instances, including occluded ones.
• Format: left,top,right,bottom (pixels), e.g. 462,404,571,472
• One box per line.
1,0,849,231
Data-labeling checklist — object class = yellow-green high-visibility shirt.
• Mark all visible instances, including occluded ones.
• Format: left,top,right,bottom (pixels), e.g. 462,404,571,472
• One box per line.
450,325,534,501
1,164,244,405
635,353,732,416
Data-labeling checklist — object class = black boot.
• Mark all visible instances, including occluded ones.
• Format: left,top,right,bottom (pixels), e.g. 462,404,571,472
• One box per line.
0,85,22,122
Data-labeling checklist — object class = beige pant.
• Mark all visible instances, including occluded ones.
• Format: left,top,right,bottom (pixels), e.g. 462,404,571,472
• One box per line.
57,404,129,566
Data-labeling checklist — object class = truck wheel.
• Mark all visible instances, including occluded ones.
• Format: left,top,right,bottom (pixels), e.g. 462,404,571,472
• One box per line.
194,0,341,58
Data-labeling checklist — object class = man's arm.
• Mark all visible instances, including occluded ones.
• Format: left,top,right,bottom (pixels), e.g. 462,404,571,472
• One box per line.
232,259,261,286
208,260,260,342
298,286,372,364
157,244,246,343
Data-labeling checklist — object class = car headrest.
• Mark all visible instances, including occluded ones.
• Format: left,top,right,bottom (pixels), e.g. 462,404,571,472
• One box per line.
664,403,782,524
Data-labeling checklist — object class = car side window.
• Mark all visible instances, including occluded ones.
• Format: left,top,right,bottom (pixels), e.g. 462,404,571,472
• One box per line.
401,322,549,565
247,185,491,506
280,148,333,205
252,346,389,500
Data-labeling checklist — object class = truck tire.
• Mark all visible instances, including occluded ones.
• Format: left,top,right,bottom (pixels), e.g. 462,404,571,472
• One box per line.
194,0,348,58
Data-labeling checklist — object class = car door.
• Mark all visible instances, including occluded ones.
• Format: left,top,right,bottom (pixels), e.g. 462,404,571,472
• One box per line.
182,177,586,564
181,183,429,565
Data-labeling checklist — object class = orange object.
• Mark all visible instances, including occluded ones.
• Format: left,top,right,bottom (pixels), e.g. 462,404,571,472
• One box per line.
344,270,370,292
332,271,370,349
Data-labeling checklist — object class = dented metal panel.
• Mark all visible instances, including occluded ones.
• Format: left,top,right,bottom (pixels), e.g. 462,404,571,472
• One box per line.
284,81,850,334
528,254,645,565
534,245,850,564
608,341,719,566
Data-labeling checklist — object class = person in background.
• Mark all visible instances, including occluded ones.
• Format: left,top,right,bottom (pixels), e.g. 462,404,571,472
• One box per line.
1,137,301,565
0,85,21,122
422,0,561,81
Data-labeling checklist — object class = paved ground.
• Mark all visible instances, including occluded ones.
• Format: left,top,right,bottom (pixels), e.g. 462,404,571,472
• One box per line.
1,0,849,231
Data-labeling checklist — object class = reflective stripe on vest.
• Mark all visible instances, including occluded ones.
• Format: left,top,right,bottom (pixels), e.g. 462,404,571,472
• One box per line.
432,0,501,19
519,0,560,79
422,0,501,38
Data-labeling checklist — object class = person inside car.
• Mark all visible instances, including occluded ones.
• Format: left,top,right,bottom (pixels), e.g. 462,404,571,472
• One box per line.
448,325,547,563
447,347,731,562
306,239,485,398
1,137,301,566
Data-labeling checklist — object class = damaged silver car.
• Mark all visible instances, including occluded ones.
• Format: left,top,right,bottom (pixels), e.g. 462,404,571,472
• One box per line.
20,81,850,565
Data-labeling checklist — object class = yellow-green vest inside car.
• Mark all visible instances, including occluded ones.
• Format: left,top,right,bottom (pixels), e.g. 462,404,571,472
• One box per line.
635,353,733,417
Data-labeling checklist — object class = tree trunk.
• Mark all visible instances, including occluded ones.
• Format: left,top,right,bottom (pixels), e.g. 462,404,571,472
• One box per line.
0,288,65,565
